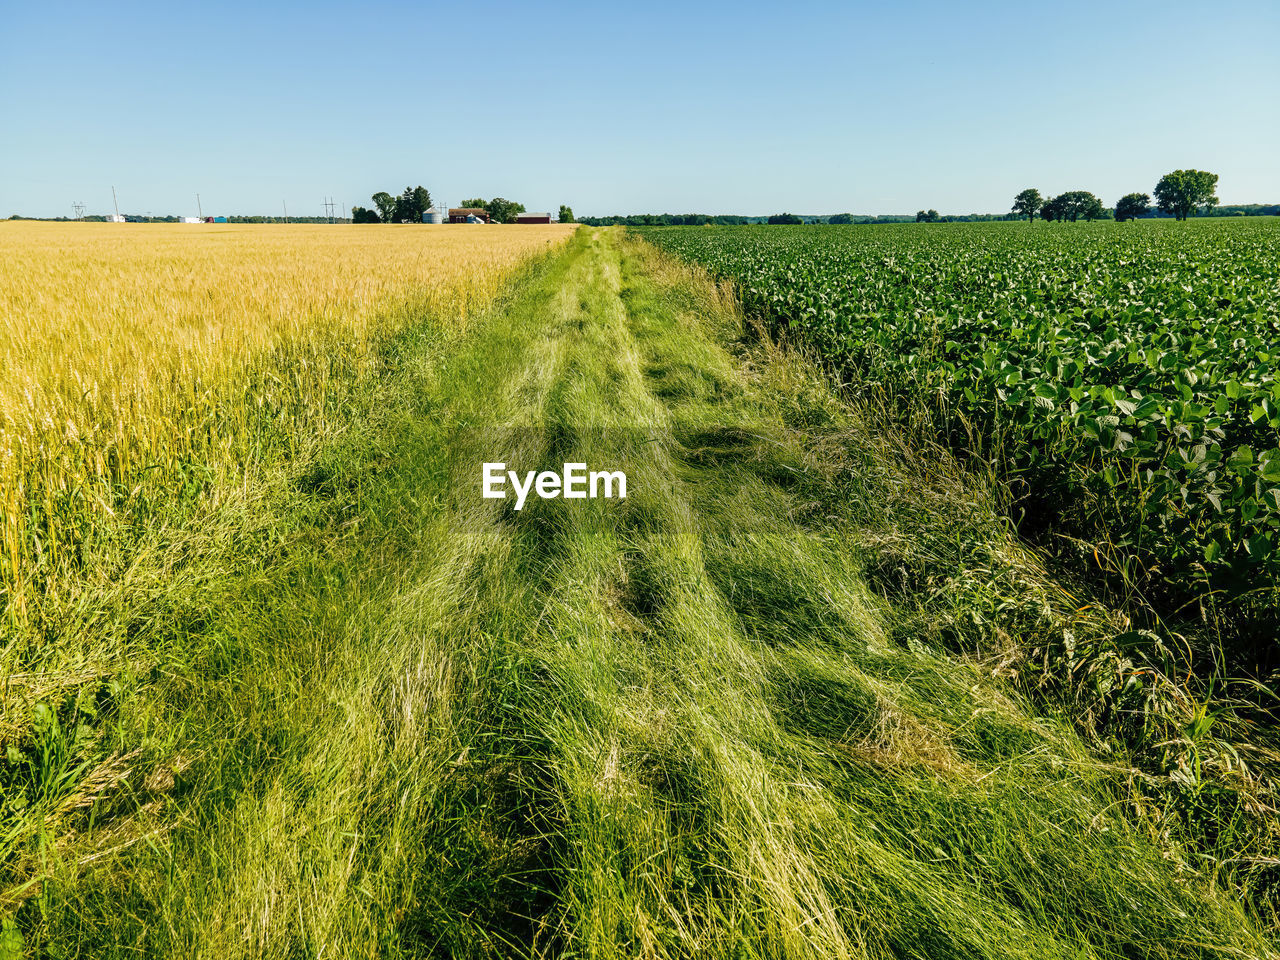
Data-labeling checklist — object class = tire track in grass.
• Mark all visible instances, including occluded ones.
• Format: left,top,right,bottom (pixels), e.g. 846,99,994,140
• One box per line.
436,232,1030,957
496,231,856,957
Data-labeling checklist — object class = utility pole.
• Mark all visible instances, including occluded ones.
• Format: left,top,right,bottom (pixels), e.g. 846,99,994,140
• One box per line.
111,186,120,221
323,197,336,223
196,193,203,219
282,200,289,224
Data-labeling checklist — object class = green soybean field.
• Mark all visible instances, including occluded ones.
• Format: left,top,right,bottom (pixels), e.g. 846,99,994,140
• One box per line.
640,219,1280,655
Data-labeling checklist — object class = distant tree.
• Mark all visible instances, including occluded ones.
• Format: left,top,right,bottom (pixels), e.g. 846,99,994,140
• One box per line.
1154,169,1219,220
392,185,431,223
828,213,855,224
558,204,574,223
460,198,487,210
767,213,803,225
1012,188,1043,223
1115,192,1150,222
1044,190,1104,222
413,185,432,218
485,198,526,223
371,192,396,223
351,206,380,224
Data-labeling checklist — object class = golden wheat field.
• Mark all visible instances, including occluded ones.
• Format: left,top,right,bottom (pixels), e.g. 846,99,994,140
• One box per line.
0,221,575,620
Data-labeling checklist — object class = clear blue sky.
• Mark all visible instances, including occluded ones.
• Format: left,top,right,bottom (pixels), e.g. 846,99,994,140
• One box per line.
3,0,1276,218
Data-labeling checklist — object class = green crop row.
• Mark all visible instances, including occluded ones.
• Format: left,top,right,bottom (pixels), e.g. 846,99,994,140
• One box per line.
639,219,1280,637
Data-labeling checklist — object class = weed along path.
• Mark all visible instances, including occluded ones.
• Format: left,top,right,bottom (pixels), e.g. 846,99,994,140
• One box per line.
35,229,1274,958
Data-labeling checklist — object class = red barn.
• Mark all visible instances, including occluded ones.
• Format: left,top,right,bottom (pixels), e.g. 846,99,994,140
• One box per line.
516,212,552,224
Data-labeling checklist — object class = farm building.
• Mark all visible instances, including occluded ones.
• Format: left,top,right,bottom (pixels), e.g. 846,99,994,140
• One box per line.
448,208,491,224
422,207,446,224
516,212,552,224
179,217,202,223
106,214,126,222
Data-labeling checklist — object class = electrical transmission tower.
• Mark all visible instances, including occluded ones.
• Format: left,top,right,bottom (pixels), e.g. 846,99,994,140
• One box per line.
72,202,86,220
323,197,336,224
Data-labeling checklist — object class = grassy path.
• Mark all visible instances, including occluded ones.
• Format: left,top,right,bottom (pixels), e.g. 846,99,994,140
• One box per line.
31,229,1274,958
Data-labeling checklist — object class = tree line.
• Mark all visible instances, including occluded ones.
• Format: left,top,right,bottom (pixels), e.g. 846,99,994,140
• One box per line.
578,212,1066,227
13,168,1272,225
577,213,754,227
1011,169,1221,224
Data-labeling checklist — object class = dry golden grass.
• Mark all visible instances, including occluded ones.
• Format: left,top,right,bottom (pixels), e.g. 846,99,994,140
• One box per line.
0,221,575,619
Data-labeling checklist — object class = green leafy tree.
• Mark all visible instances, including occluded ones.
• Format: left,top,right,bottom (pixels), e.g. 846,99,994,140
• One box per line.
829,213,855,224
371,191,396,223
1045,190,1104,222
558,204,574,223
1012,188,1043,223
1115,192,1150,222
1154,169,1219,220
767,213,804,225
1080,193,1105,221
413,185,432,219
393,185,432,223
460,198,486,210
351,206,380,224
485,198,526,223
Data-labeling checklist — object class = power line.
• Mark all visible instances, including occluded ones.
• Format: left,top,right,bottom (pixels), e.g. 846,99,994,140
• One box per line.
323,197,336,224
72,201,86,220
